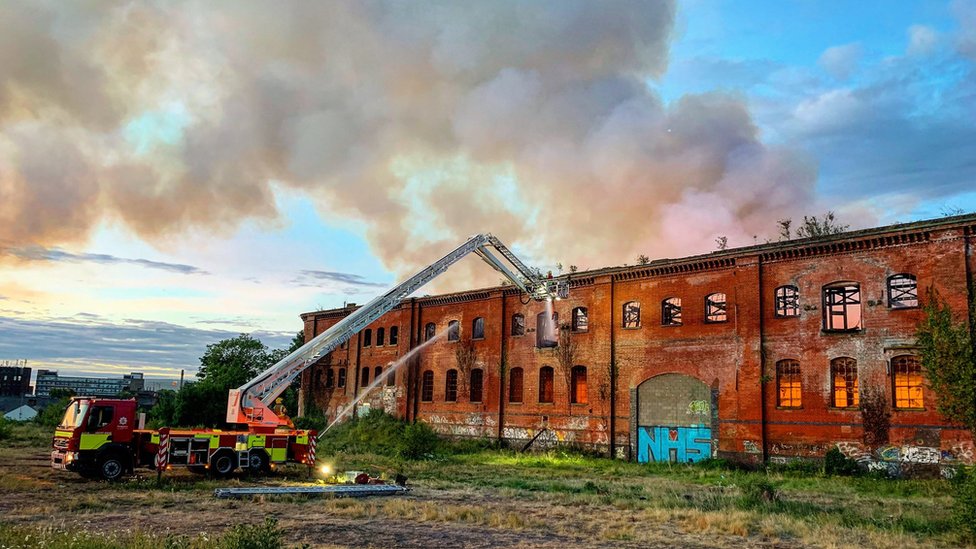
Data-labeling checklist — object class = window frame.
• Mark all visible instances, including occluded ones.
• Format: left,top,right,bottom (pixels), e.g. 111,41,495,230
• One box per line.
704,292,727,323
472,317,485,340
887,274,919,309
509,367,524,403
325,368,334,388
377,327,385,346
536,312,558,348
445,369,458,402
822,283,862,332
572,307,589,332
830,357,859,409
470,368,484,403
622,301,641,329
424,322,436,341
447,320,460,342
538,366,554,404
774,285,800,318
337,368,346,388
892,355,924,410
363,328,373,347
511,313,525,337
389,326,399,345
360,366,370,387
420,370,434,402
570,365,588,404
775,359,801,408
661,297,682,326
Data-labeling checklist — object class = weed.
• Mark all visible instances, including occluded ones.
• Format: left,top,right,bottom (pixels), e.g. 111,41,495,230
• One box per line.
823,447,861,476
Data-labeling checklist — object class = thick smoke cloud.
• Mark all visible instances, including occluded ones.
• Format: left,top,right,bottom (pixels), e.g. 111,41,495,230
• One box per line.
0,1,817,286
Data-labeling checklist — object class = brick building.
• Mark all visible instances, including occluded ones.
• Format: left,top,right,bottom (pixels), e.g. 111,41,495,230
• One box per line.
299,214,976,467
0,363,31,397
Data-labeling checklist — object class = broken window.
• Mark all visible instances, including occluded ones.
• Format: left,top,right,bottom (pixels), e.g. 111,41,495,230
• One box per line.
509,367,524,403
511,313,525,336
361,366,370,387
775,285,800,317
338,368,346,388
662,297,682,326
571,366,587,404
536,312,557,348
622,301,640,328
448,320,460,341
705,293,727,323
374,366,382,384
363,329,373,347
572,307,589,332
472,317,485,339
892,355,923,409
539,366,554,403
470,368,483,403
424,322,436,341
445,369,458,402
389,326,399,345
888,274,918,308
776,360,801,408
421,370,433,402
325,368,334,388
823,283,862,331
831,357,859,408
377,327,385,346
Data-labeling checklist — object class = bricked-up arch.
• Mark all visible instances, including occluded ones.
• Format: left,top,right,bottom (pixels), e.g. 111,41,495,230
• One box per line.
509,367,524,403
634,373,715,463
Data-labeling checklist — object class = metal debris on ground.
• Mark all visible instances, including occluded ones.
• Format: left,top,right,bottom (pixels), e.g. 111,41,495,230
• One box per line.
213,484,409,499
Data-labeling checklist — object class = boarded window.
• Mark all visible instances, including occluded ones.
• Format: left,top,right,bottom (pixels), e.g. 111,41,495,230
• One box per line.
337,368,346,388
509,367,524,403
831,357,859,408
377,327,385,346
425,322,436,341
470,368,484,402
622,301,640,328
776,360,801,408
511,313,525,336
472,317,485,339
325,368,334,388
363,329,373,347
572,307,589,332
571,366,587,404
445,369,458,402
539,366,554,403
421,370,433,402
775,285,800,317
389,326,399,345
662,297,682,326
888,274,918,308
361,367,370,387
705,293,727,323
448,320,460,341
823,283,862,331
374,366,383,384
536,312,557,348
892,355,923,409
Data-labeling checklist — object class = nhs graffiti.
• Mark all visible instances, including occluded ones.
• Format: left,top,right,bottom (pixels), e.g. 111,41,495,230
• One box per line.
637,426,712,463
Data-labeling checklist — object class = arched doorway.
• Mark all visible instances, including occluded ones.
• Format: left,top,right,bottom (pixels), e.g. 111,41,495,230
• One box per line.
634,374,715,463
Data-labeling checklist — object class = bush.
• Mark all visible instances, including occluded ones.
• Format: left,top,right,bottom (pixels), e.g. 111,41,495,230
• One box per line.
399,421,440,459
823,447,861,476
319,410,442,459
0,418,11,441
952,467,976,540
739,476,779,508
213,517,298,549
35,398,70,428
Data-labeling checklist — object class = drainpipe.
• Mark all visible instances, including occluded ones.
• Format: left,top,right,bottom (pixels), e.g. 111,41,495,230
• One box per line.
610,277,617,459
498,292,507,442
413,304,423,423
757,255,768,464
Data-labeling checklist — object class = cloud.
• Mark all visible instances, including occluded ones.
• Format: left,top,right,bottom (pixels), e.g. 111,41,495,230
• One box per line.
907,25,939,57
294,270,387,289
953,0,976,59
818,43,863,80
0,245,208,275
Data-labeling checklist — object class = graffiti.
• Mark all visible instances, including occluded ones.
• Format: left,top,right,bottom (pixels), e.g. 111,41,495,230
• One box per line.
877,445,900,462
743,440,762,454
901,446,940,464
637,426,711,463
770,442,828,457
686,400,709,417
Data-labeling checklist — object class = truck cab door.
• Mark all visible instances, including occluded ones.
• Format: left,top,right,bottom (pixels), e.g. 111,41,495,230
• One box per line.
80,404,116,452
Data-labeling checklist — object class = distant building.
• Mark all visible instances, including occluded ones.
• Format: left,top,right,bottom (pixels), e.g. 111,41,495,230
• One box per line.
35,370,145,397
4,405,37,422
0,362,31,397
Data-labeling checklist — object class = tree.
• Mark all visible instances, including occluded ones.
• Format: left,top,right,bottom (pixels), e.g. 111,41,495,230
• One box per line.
715,236,728,250
777,219,792,241
197,334,270,389
794,212,849,238
637,254,650,265
916,288,976,432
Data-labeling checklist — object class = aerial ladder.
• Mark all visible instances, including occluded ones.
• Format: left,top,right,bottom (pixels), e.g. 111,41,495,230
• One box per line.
226,233,568,430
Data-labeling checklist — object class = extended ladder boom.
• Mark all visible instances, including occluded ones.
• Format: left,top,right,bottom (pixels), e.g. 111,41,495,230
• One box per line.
227,233,567,428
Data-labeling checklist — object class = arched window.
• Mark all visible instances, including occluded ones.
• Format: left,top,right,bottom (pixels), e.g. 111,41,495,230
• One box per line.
374,366,383,384
361,366,370,387
389,326,399,345
445,369,458,402
448,320,460,341
421,370,434,402
572,307,589,332
775,285,800,317
363,329,373,347
337,368,347,388
622,301,640,328
470,368,484,402
704,293,727,323
386,366,396,386
662,297,682,326
888,274,918,308
892,355,923,409
511,313,525,336
509,367,524,403
472,317,485,339
539,366,554,403
776,360,801,408
571,366,587,404
830,357,859,408
377,327,385,346
823,283,862,331
536,312,557,348
325,368,335,388
424,322,436,341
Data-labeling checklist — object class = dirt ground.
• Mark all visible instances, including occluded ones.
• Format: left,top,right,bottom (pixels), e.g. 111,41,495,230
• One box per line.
0,447,809,548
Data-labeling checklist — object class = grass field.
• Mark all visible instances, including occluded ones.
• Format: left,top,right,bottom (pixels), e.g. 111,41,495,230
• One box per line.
0,420,969,548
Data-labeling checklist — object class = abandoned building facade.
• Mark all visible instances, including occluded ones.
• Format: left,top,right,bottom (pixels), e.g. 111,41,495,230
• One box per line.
298,214,976,467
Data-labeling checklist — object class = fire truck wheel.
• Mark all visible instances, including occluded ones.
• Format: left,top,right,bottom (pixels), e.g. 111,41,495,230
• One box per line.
247,450,270,475
209,450,236,478
99,455,126,482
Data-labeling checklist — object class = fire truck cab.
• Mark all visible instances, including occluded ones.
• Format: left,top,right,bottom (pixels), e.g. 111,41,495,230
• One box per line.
51,397,138,481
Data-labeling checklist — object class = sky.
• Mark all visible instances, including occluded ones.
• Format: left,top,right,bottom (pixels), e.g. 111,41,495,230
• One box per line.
1,0,974,380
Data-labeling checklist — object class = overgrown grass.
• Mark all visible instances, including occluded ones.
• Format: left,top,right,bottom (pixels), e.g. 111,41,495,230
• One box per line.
0,420,52,447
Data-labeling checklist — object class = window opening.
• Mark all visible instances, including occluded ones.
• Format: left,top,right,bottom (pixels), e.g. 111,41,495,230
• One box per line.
445,369,458,402
662,297,682,326
572,307,589,332
470,368,484,402
823,284,862,331
776,360,801,408
705,293,727,323
509,367,524,403
892,355,923,408
472,317,485,339
888,274,918,308
539,366,554,403
831,357,859,408
571,366,587,404
421,371,433,402
775,285,800,317
623,301,640,328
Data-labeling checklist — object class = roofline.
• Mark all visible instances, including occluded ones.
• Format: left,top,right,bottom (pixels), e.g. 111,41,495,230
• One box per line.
301,212,976,318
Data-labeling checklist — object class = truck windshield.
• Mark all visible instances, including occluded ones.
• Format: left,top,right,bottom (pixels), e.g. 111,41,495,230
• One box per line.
59,401,90,429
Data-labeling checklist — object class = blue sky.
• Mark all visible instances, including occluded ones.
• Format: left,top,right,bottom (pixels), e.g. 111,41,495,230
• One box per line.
0,0,974,380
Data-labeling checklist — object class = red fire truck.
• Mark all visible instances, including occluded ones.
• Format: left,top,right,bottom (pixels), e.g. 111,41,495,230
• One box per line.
51,234,564,480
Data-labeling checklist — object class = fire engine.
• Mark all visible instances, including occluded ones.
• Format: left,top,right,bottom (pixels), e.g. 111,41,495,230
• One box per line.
51,234,566,480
